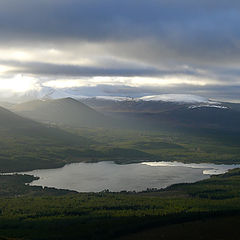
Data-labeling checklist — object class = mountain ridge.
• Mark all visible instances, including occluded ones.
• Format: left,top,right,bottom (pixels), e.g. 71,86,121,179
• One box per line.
12,97,114,128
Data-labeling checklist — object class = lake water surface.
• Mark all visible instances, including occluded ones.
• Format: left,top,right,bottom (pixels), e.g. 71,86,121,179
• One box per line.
21,161,240,192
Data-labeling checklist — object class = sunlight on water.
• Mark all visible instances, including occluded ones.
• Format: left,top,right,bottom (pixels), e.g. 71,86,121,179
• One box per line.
141,161,240,175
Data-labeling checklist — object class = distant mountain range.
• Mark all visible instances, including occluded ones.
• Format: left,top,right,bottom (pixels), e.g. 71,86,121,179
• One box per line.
80,96,240,132
2,94,238,133
0,85,232,104
0,87,239,133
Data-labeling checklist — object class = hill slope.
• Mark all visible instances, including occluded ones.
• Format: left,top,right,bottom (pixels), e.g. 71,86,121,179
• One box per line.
0,106,153,172
0,106,92,172
12,98,113,128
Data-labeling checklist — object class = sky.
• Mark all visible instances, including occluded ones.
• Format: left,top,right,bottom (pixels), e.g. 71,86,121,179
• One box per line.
0,0,240,102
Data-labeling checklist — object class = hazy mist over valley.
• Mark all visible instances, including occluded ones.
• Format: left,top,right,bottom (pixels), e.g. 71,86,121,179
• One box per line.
0,1,240,239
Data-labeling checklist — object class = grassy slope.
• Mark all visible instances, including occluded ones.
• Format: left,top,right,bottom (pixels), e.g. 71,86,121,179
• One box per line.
3,125,240,173
0,106,90,172
0,107,153,172
71,127,240,164
1,123,240,172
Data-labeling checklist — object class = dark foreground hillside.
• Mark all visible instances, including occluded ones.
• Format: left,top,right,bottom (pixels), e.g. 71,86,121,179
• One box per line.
118,215,240,240
0,169,240,239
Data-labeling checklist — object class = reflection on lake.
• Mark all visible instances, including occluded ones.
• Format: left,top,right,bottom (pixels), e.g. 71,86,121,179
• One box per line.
22,161,240,192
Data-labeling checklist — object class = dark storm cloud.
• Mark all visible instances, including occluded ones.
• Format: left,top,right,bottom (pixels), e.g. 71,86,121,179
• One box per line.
0,1,238,38
0,0,240,63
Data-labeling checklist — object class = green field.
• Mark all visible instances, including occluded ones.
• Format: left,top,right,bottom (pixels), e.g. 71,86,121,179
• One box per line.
1,126,240,173
70,127,240,164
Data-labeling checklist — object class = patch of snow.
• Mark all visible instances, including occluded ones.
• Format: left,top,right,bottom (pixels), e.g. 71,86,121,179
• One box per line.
94,96,134,101
139,94,209,103
189,104,228,109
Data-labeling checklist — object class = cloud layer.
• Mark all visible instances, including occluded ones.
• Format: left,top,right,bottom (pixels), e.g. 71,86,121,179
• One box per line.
0,0,240,101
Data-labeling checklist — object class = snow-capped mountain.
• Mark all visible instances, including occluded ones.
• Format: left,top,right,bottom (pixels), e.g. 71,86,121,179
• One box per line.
7,88,240,132
78,94,211,103
139,94,210,103
188,104,228,109
0,86,230,113
80,94,229,113
80,94,221,105
94,96,134,101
